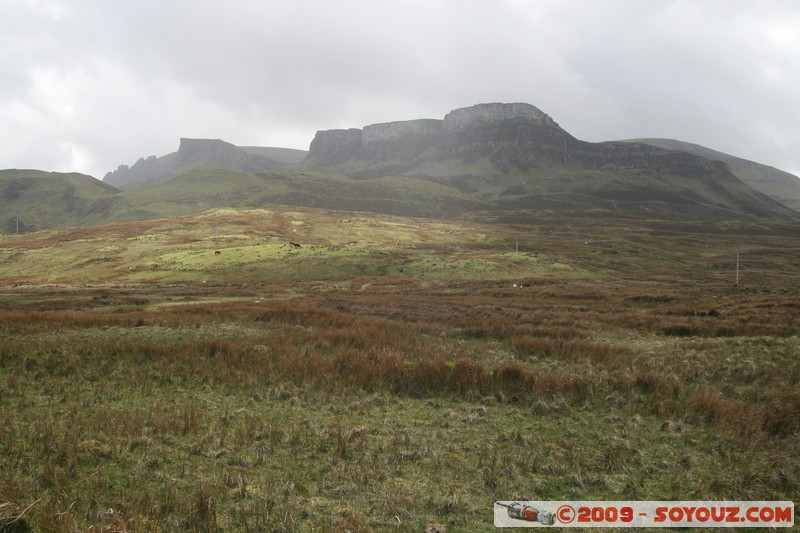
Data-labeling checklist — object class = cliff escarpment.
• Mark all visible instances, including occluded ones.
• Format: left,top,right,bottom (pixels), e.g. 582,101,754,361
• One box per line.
305,102,732,182
306,102,571,169
302,102,798,220
93,101,799,222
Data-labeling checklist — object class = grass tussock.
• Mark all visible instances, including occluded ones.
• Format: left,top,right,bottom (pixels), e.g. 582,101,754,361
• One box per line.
687,386,800,438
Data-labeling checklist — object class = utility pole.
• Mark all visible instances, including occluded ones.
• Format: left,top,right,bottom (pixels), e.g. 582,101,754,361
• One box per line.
735,248,740,286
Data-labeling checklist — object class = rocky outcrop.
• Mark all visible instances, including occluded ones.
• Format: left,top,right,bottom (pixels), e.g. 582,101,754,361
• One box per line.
104,155,164,188
97,101,799,221
305,102,747,181
363,119,443,144
306,103,569,168
443,102,557,131
104,138,286,188
307,129,363,164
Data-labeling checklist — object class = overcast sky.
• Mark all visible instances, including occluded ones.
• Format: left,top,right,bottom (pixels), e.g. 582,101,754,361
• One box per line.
2,0,799,180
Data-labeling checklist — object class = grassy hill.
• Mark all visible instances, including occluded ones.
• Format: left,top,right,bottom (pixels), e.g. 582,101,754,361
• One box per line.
0,169,119,232
1,206,798,286
3,139,799,235
109,154,800,224
624,138,800,211
489,163,799,220
112,166,491,220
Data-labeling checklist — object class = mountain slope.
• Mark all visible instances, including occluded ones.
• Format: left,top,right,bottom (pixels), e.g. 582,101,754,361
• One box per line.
5,102,798,232
107,165,491,221
0,169,120,232
303,103,799,221
103,138,296,189
621,138,800,212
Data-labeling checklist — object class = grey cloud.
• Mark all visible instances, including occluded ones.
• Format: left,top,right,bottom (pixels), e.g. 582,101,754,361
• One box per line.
1,0,799,179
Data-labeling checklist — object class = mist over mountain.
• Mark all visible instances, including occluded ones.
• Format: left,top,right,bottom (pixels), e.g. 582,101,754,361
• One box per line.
103,139,305,189
3,102,800,233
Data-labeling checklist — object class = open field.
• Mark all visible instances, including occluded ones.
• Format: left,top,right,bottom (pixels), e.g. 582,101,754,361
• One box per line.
1,208,799,531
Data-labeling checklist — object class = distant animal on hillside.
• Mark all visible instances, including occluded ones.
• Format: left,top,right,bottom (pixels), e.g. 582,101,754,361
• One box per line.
289,242,301,248
215,250,221,256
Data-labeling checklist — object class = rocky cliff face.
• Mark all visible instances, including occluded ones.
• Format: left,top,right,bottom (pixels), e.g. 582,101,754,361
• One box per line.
443,102,557,131
307,129,363,164
363,119,443,144
306,102,738,182
306,103,570,169
98,101,798,221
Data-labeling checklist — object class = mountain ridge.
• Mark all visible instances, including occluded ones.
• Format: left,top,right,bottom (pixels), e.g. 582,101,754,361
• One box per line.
103,138,294,189
300,103,797,220
3,102,800,232
620,138,800,212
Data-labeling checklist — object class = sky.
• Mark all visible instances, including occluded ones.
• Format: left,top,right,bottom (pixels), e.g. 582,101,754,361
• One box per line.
2,0,799,180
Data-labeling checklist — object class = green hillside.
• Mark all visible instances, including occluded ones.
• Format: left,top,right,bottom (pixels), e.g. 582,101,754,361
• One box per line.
108,166,490,221
118,166,270,218
0,169,119,232
624,138,800,211
489,164,797,220
4,150,799,236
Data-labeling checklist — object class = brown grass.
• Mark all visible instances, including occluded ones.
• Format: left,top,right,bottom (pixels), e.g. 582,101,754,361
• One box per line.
687,386,800,438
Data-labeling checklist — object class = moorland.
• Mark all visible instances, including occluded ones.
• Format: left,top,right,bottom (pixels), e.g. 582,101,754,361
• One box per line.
1,207,798,531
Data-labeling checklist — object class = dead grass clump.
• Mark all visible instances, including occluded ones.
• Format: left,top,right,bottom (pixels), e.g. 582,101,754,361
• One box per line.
254,304,350,329
512,336,630,363
0,515,31,533
275,349,333,388
491,361,593,401
758,387,800,437
185,483,217,532
687,389,753,436
334,351,384,391
204,339,240,359
492,362,537,401
661,324,699,337
408,357,449,394
536,373,593,400
685,387,800,438
376,351,407,391
633,372,670,395
462,315,516,340
0,502,32,533
0,310,132,331
510,336,554,356
451,358,489,393
318,318,408,351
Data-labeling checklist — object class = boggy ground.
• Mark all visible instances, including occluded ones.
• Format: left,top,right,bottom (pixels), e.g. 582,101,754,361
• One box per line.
0,209,798,531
